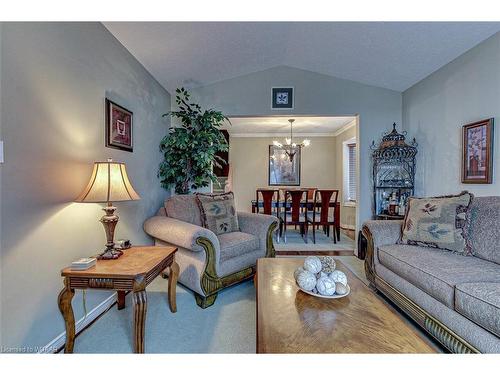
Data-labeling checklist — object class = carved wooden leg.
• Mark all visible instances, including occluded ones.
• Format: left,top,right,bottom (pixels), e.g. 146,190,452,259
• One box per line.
133,289,147,353
117,291,126,310
167,261,179,313
58,278,75,353
195,293,218,309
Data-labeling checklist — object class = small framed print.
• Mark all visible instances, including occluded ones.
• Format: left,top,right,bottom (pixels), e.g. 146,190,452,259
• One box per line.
272,87,294,110
462,118,494,184
105,99,133,152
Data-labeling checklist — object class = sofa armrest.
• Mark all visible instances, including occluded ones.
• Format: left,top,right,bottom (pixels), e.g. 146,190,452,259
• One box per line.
144,216,220,253
361,220,403,287
238,211,279,258
362,220,402,249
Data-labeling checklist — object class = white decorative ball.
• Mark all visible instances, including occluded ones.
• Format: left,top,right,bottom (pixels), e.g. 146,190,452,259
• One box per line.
316,271,329,279
316,276,336,296
296,270,317,291
304,256,322,274
330,270,347,286
335,282,348,295
294,267,305,280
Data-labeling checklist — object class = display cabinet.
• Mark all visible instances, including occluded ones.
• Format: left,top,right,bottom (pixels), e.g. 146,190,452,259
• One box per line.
371,123,417,220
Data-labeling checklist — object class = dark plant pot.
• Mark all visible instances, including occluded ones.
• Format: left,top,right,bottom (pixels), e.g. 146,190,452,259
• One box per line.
175,185,190,195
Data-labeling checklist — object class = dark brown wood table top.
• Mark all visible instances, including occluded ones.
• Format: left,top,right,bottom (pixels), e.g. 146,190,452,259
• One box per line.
61,246,177,279
256,258,437,353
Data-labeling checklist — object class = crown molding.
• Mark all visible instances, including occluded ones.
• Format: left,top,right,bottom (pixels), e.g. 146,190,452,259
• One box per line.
331,120,357,137
229,132,337,138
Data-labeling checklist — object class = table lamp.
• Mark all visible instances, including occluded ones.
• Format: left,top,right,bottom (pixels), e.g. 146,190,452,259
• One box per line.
75,159,141,259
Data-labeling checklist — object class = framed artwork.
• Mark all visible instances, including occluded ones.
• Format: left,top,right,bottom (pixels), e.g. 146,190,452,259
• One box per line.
271,87,294,110
105,99,133,152
462,118,494,184
269,145,301,186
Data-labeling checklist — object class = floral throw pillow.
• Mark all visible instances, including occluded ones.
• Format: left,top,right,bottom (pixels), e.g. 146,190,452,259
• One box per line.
196,192,239,235
400,191,474,255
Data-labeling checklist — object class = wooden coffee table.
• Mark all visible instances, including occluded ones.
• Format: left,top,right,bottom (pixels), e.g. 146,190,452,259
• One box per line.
256,258,437,353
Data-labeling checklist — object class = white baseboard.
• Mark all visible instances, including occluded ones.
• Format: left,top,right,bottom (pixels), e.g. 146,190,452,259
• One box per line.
38,292,117,353
340,224,356,230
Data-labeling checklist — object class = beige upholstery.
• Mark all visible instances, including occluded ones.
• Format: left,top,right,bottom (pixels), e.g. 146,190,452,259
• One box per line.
144,194,278,307
378,244,500,309
455,282,500,337
218,232,259,262
363,197,500,353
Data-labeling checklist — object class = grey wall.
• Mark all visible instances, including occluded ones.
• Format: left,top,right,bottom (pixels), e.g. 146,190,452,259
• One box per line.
0,23,170,350
403,32,500,197
0,23,3,347
189,66,402,234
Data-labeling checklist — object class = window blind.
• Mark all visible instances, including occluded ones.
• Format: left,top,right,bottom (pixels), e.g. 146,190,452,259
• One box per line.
348,143,357,202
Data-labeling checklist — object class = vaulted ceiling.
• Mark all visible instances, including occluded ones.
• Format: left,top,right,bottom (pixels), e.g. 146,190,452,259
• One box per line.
104,22,500,93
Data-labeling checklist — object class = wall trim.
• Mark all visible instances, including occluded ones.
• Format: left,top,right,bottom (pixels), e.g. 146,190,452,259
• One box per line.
331,120,356,137
38,292,117,353
229,132,337,138
341,224,356,230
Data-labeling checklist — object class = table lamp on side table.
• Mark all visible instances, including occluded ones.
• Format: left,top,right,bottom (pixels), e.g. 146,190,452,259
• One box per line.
75,159,141,259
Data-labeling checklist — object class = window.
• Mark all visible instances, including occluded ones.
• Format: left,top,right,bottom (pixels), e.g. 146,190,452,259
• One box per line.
343,139,357,204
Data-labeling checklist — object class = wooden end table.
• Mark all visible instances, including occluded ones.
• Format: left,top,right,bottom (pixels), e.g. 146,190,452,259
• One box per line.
58,246,178,353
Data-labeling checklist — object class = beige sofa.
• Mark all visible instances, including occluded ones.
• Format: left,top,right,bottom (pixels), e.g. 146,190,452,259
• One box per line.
362,196,500,353
144,194,278,308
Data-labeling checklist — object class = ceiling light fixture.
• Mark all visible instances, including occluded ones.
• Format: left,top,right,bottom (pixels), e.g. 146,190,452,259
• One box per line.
272,119,311,162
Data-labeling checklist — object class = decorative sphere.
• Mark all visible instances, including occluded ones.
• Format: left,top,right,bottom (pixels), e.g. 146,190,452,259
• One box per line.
335,282,348,295
296,270,317,291
320,256,336,273
294,267,305,280
316,276,336,296
315,271,328,279
330,270,347,286
304,256,322,274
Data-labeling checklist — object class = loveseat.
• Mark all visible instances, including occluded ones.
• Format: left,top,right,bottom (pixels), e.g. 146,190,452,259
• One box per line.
144,194,278,308
362,196,500,353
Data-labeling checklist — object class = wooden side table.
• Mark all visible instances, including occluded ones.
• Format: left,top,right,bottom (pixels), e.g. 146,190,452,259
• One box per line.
58,246,178,353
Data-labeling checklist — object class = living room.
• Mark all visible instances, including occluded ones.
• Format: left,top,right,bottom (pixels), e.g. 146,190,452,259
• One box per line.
1,1,500,373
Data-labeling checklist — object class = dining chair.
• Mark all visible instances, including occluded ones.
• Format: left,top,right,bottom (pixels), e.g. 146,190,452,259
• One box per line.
306,187,317,201
256,189,282,242
307,189,339,244
281,189,309,244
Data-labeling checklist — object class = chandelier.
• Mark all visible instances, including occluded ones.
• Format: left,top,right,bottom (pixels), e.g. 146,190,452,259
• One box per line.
272,119,311,162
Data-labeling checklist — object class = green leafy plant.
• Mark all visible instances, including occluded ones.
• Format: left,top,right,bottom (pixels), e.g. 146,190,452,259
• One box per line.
159,87,229,194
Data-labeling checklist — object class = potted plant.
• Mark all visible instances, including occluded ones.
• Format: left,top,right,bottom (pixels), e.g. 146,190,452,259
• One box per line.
159,87,229,194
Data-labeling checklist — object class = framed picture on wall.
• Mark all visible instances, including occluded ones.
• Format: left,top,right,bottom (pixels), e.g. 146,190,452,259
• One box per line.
271,87,294,110
105,98,133,152
269,145,301,186
462,118,494,184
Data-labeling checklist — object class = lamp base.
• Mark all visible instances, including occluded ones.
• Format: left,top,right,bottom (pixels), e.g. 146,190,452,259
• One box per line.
99,202,120,260
97,248,123,260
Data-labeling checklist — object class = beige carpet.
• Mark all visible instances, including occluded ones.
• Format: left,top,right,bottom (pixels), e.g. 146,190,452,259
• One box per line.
275,230,355,252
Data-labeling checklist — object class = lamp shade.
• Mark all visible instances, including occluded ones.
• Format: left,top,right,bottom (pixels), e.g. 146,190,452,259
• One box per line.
75,160,141,203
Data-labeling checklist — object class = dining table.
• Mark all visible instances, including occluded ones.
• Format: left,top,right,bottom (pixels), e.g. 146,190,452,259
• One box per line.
250,199,341,240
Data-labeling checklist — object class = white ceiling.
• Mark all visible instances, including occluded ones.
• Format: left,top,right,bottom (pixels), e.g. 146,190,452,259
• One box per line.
104,22,500,92
224,116,356,136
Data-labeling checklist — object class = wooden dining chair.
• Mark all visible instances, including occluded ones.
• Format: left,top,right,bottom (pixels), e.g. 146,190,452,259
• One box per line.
307,189,340,244
256,189,281,241
281,189,309,244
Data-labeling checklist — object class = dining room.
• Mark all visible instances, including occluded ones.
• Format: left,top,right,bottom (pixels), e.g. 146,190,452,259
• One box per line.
223,115,359,255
